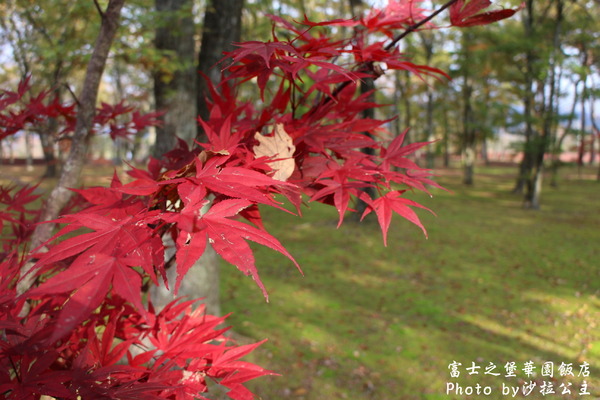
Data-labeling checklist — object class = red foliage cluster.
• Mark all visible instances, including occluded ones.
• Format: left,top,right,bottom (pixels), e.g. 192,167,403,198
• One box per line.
0,77,161,142
0,1,520,398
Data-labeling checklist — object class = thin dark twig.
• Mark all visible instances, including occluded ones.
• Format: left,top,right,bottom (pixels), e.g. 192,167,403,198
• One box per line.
385,0,460,51
93,0,105,18
9,357,20,382
64,83,81,107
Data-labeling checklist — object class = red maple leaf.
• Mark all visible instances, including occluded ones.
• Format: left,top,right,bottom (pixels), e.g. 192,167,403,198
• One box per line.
229,40,298,69
380,128,431,171
449,0,524,27
196,199,301,300
309,158,377,227
26,252,147,341
189,156,294,210
361,190,433,245
0,352,73,399
197,114,245,153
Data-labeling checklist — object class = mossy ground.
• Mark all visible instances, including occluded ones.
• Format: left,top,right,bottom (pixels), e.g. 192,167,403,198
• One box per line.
2,162,598,399
219,164,599,400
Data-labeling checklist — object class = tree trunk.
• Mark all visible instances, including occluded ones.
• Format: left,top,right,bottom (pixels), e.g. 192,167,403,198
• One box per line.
513,0,535,194
39,128,58,178
524,0,562,209
480,80,491,166
461,32,476,185
153,0,198,158
161,0,244,318
421,32,435,169
396,69,413,144
22,0,125,294
589,133,596,165
550,79,580,187
443,105,450,167
590,81,598,167
24,130,33,171
577,81,587,168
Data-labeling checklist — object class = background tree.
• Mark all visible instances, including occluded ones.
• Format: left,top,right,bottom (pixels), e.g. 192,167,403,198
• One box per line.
150,0,245,317
24,0,126,287
152,0,197,157
0,1,102,177
459,30,477,185
522,0,563,209
197,0,244,121
193,0,244,317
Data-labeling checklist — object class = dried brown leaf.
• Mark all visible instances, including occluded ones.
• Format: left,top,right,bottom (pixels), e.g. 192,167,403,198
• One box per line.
253,124,296,181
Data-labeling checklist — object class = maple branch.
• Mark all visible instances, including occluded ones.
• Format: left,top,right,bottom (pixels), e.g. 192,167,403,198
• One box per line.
384,0,460,51
306,0,460,117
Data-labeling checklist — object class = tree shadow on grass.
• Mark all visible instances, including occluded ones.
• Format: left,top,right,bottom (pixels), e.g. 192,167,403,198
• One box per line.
221,167,600,400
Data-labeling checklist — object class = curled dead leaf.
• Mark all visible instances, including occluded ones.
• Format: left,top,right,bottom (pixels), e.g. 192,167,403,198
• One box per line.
197,149,230,164
253,124,296,181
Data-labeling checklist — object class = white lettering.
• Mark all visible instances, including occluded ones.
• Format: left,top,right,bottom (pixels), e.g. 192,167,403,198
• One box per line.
502,383,520,397
447,382,492,395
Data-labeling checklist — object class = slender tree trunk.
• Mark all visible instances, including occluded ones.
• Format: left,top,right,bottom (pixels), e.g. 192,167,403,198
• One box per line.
397,69,414,144
461,32,476,185
443,105,450,167
22,0,125,294
481,137,489,165
590,134,596,165
425,91,435,169
550,79,580,187
578,81,587,168
524,0,562,209
590,81,598,167
513,0,535,194
480,80,491,166
421,32,435,169
6,137,15,164
24,130,33,171
40,66,66,177
392,71,402,138
39,129,58,178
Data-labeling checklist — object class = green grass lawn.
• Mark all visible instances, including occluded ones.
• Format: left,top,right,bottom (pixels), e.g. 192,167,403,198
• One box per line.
2,162,598,399
219,165,600,400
